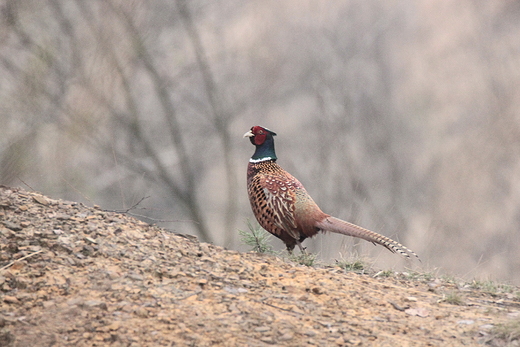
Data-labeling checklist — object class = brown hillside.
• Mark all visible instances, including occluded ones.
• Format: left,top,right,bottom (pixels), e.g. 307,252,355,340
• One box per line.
0,186,518,346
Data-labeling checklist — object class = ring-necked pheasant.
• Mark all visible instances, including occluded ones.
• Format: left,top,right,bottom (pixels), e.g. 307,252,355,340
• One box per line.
244,125,418,259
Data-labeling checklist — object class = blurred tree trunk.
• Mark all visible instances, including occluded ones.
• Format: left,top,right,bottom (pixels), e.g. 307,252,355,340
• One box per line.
2,0,520,283
177,0,238,246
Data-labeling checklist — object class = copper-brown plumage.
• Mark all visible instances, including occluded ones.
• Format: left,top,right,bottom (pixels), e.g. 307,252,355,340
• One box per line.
244,125,418,259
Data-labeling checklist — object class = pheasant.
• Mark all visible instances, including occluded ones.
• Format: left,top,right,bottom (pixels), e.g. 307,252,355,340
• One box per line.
244,125,418,259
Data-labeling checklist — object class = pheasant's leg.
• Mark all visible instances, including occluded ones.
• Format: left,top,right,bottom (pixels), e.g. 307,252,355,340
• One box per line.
296,241,307,254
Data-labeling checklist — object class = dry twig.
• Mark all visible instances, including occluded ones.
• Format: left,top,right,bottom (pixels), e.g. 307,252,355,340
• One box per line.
0,250,43,271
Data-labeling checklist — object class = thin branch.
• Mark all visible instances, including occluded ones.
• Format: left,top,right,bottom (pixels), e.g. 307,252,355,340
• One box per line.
104,2,211,242
17,177,36,192
176,0,238,246
68,1,211,241
103,195,150,214
256,300,303,316
60,177,95,206
0,250,43,271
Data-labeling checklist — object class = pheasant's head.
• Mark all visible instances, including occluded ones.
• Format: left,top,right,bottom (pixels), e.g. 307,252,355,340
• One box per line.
243,126,277,146
244,126,277,162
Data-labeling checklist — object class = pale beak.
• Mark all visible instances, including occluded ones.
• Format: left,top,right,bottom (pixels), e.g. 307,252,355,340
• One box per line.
243,130,254,138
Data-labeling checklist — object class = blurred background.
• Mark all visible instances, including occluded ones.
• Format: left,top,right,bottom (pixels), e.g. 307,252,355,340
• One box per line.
1,0,520,283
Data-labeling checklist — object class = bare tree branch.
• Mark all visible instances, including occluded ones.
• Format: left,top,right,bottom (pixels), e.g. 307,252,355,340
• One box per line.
176,0,238,246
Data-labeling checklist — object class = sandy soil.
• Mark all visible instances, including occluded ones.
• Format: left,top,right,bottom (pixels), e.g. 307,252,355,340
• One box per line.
0,186,518,346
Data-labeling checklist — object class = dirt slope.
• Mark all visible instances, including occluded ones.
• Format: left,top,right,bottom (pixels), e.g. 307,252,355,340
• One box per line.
0,186,518,346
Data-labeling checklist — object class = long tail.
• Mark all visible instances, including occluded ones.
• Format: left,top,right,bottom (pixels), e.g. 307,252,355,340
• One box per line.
315,216,419,259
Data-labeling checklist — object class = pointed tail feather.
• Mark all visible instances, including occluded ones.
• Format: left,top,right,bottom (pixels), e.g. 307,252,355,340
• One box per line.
316,216,419,259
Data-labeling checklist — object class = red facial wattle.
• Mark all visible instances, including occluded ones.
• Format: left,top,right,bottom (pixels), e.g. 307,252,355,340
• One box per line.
254,133,266,145
252,126,267,146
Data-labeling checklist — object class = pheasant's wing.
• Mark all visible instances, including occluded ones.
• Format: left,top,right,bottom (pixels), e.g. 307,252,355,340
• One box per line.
258,173,301,240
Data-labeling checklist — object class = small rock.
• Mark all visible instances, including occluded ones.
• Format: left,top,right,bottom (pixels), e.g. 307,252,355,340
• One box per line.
479,324,494,330
33,195,49,205
84,300,108,310
82,245,95,255
3,221,22,231
389,301,407,311
311,287,324,295
3,296,19,304
224,286,248,294
345,338,362,345
279,333,293,341
259,337,275,344
106,322,122,331
318,321,334,328
135,308,148,318
67,298,85,306
255,326,270,332
457,320,474,325
56,213,71,220
0,228,12,237
10,262,25,270
84,237,97,244
106,271,120,280
405,307,430,317
127,273,143,281
42,300,56,308
121,304,134,312
96,321,121,333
